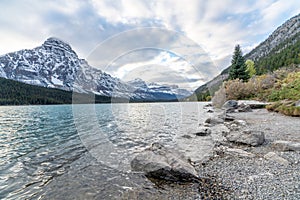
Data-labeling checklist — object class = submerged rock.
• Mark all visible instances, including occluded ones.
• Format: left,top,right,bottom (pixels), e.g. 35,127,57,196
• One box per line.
131,143,198,182
181,134,193,139
225,130,265,146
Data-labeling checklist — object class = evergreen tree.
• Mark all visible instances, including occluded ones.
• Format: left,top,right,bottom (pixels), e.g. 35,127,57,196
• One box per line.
229,44,249,81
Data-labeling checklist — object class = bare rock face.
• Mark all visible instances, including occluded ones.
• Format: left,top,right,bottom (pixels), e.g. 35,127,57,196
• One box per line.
225,130,265,146
131,143,198,182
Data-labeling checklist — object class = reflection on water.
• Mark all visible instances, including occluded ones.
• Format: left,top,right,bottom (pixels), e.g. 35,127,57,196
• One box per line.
0,102,208,199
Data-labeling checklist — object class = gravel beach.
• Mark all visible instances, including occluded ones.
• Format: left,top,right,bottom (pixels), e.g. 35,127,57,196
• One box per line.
119,107,300,200
200,108,300,199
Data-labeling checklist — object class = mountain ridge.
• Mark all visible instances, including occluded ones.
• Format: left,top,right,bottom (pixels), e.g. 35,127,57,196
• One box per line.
0,37,191,102
194,13,300,99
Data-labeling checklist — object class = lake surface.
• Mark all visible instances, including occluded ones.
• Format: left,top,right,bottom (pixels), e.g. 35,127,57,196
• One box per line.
0,102,211,199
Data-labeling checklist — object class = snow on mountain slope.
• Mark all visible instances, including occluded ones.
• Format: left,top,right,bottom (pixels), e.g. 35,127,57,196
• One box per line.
127,78,192,100
0,37,191,101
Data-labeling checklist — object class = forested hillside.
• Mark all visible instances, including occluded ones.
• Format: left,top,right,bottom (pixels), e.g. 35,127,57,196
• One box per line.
255,32,300,74
0,77,111,105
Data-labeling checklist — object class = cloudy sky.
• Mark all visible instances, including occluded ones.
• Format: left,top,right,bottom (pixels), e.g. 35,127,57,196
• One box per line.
0,0,299,90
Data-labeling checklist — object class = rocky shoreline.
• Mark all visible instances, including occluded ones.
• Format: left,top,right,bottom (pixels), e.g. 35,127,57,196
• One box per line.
130,101,300,199
201,101,300,199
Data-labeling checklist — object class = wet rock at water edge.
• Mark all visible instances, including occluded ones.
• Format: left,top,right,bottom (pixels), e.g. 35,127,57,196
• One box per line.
204,117,224,125
217,113,235,122
204,103,213,108
225,130,265,146
131,143,199,182
195,127,212,136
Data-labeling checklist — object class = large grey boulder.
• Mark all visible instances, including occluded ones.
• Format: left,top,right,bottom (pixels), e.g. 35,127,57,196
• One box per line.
237,103,252,112
222,100,238,109
226,130,265,146
295,100,300,107
272,140,300,151
131,143,198,182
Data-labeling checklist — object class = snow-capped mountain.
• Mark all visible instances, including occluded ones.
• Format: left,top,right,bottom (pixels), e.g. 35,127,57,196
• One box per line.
0,37,191,101
127,78,192,100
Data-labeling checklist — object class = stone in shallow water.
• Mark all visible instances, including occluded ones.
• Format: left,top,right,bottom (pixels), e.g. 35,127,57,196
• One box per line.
181,134,193,139
131,143,198,182
195,127,212,136
223,114,235,121
204,117,224,125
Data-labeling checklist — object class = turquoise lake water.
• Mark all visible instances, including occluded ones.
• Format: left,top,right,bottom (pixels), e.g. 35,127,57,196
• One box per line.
0,102,207,199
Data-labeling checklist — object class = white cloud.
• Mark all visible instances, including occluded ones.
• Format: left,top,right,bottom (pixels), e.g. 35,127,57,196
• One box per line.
107,51,205,90
0,0,300,88
89,0,300,69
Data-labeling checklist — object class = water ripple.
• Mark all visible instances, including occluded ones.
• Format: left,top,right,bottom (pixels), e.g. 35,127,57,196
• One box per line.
0,102,208,199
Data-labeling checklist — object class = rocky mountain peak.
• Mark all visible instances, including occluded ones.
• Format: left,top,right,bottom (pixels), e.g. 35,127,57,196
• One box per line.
127,78,147,88
42,37,74,54
246,13,300,61
0,37,192,101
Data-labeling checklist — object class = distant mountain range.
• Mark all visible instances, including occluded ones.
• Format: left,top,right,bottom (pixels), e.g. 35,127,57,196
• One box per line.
0,37,191,103
195,13,300,100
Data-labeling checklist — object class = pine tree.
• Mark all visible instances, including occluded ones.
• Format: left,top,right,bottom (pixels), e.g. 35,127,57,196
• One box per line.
229,44,249,81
